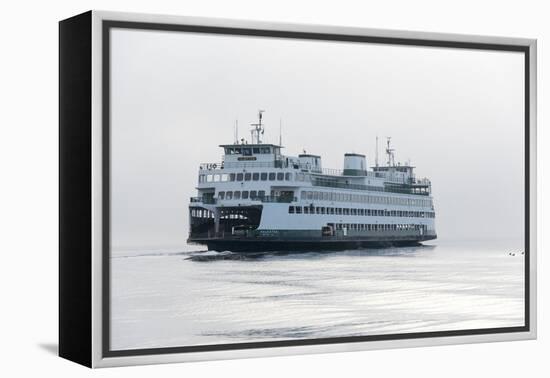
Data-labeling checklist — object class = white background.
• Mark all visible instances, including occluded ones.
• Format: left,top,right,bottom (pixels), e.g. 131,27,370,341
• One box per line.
0,0,546,377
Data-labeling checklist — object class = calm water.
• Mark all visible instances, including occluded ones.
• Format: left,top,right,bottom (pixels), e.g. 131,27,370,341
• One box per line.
110,240,525,350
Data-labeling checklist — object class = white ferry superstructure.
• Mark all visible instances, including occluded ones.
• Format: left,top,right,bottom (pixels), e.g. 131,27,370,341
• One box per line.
188,111,437,252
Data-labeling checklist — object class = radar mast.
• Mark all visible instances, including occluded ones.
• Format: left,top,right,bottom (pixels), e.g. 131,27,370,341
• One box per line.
250,110,266,144
386,137,395,166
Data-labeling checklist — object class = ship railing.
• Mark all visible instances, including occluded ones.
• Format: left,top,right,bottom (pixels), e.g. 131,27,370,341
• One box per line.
190,196,296,204
199,161,359,176
311,177,430,196
189,196,217,204
312,178,386,193
199,161,279,170
198,161,425,185
415,178,431,185
260,195,297,203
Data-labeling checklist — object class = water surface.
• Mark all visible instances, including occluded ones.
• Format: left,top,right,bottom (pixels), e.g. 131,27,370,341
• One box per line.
111,240,525,350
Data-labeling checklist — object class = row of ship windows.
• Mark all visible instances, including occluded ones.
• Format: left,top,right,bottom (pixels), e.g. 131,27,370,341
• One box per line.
225,147,274,155
289,206,436,218
219,190,266,200
200,172,300,183
300,190,432,207
216,189,433,210
333,224,430,231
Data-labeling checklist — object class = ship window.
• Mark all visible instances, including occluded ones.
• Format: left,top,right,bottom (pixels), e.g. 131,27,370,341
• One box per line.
301,191,306,200
220,174,229,182
252,173,259,181
250,190,257,199
253,148,260,154
226,191,233,200
242,191,249,199
229,173,236,181
261,147,271,154
304,206,309,214
258,190,265,198
285,172,292,180
261,172,268,181
233,148,241,154
234,191,241,200
289,206,295,214
295,206,302,214
242,148,252,156
321,207,326,214
277,172,284,180
236,173,243,181
269,172,276,180
218,191,225,200
306,191,313,200
244,173,251,181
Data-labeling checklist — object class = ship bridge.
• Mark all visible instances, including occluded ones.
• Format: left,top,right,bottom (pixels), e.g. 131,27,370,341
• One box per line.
220,143,286,169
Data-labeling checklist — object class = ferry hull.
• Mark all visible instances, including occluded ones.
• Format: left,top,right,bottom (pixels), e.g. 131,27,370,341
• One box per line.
188,233,437,252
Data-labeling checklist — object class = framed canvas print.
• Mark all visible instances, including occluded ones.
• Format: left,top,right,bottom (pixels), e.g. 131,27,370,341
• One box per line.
59,10,537,368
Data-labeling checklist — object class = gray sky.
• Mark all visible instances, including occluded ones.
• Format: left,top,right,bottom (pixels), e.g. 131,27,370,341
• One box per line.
110,28,524,250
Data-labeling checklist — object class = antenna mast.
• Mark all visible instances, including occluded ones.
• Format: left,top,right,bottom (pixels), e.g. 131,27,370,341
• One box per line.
250,110,265,144
386,137,395,166
279,118,282,146
375,135,379,167
234,119,239,144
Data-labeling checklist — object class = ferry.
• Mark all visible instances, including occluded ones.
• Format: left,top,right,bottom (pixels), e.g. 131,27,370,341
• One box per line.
188,111,436,252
